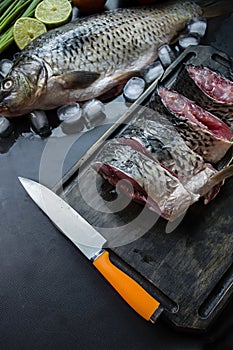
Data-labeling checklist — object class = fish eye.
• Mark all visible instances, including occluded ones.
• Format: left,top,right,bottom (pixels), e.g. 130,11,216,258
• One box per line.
3,79,14,91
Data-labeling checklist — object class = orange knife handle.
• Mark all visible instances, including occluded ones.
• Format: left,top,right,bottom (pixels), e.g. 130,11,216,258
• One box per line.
93,251,162,321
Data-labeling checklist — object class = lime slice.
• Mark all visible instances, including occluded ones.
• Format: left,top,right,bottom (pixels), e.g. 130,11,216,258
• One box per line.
13,17,47,50
35,0,72,27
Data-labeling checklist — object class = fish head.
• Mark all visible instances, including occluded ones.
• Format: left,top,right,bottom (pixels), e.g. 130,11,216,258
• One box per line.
0,57,46,117
0,70,31,117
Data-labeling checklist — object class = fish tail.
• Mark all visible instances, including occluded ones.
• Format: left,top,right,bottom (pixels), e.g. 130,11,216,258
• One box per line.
207,164,233,190
197,0,233,18
199,164,233,202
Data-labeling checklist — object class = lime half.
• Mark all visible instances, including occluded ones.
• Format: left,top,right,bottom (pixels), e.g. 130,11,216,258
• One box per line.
13,17,47,50
35,0,72,27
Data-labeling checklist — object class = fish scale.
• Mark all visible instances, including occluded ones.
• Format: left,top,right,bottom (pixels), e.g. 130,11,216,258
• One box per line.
120,116,207,180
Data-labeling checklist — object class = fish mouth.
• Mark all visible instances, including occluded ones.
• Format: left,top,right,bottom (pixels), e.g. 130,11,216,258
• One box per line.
0,103,9,115
158,87,233,141
0,101,22,117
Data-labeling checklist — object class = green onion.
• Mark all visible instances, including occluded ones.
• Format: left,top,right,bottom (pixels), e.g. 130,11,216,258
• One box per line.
0,0,14,15
0,0,31,33
0,0,43,55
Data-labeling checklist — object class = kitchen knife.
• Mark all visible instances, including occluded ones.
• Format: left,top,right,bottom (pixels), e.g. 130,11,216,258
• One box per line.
19,177,162,322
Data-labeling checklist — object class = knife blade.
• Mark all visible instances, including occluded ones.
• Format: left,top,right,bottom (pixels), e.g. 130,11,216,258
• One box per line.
19,177,162,322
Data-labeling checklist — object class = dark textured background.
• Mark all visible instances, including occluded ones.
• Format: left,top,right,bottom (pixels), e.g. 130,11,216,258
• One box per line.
0,1,232,349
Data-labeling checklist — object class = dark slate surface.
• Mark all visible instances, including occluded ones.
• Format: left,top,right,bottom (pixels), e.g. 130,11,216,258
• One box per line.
0,2,233,349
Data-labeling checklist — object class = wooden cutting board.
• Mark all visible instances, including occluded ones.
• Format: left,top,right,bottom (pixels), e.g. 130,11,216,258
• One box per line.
57,46,233,331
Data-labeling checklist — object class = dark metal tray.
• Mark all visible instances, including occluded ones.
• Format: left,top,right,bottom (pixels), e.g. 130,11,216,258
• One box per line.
55,45,233,331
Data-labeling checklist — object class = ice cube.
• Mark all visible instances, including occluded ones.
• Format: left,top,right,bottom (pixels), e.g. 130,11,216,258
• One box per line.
158,44,176,67
71,6,79,21
174,45,181,56
187,17,207,37
141,61,164,84
178,34,200,50
0,59,13,77
82,99,106,129
57,103,84,134
0,116,13,137
29,110,51,137
57,103,81,121
123,77,145,102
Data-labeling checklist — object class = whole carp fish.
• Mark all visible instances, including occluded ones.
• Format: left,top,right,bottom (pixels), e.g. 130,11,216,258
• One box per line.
0,0,232,117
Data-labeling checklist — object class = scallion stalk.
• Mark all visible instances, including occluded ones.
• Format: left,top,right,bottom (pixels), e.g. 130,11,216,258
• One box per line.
0,0,31,34
0,0,43,55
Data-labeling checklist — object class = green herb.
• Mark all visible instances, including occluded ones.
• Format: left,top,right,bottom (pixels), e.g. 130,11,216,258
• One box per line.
0,0,42,55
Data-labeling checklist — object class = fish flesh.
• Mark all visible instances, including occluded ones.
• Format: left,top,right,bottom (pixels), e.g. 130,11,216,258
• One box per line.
174,65,233,128
92,139,233,221
150,87,233,163
92,140,200,221
0,1,210,117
